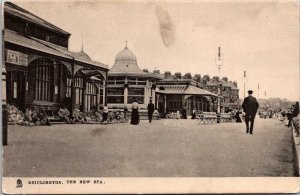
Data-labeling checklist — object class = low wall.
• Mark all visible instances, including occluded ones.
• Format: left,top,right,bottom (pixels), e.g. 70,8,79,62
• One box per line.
292,126,300,176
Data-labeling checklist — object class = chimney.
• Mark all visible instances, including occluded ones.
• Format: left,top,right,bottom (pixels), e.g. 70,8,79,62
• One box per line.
212,76,219,81
222,77,228,82
233,81,237,87
203,75,210,81
174,72,182,79
153,70,160,74
164,71,172,79
193,74,201,82
143,69,149,73
183,72,192,79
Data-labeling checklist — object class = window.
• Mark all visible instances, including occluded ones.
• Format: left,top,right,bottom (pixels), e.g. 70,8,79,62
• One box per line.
66,77,84,105
166,100,182,111
34,59,53,101
85,82,97,112
66,78,72,97
127,88,144,104
74,78,83,105
107,88,124,103
99,85,104,105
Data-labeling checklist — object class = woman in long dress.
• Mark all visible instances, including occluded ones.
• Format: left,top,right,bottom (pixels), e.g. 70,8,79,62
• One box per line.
130,99,140,125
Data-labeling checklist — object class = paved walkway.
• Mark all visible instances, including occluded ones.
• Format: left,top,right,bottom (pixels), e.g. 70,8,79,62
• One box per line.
3,118,296,177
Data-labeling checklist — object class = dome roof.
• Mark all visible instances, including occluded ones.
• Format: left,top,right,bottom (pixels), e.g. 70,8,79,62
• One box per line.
115,46,137,63
74,51,91,61
110,45,142,74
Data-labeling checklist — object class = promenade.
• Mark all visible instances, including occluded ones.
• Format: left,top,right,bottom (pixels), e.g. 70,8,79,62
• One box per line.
3,118,296,177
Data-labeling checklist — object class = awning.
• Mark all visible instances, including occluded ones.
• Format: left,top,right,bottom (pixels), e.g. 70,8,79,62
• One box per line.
157,85,218,97
4,30,108,70
33,38,108,69
77,69,106,79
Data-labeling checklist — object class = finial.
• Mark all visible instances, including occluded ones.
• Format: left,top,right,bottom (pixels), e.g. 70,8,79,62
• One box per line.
125,40,128,49
81,34,84,52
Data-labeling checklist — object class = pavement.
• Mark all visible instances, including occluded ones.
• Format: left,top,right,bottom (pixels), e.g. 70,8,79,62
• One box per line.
3,118,296,177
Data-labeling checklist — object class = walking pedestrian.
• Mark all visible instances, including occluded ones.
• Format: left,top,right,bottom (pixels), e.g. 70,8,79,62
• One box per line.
242,90,259,134
191,108,197,119
147,99,155,123
130,98,140,125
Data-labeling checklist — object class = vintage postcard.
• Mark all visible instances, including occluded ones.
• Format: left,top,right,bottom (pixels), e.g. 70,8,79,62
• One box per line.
1,0,300,194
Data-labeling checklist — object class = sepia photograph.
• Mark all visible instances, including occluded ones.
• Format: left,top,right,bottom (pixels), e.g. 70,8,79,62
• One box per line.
1,0,300,193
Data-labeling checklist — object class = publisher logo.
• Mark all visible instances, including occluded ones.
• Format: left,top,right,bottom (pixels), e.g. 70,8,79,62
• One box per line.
16,179,23,188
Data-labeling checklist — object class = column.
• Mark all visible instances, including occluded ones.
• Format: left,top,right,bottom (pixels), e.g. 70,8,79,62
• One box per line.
81,78,86,112
70,60,75,117
102,80,105,105
124,87,128,105
104,73,108,106
164,95,167,114
97,83,100,111
156,94,160,110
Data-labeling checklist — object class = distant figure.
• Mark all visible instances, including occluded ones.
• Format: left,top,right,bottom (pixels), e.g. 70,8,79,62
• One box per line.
292,102,299,118
182,109,187,119
242,90,259,134
291,103,299,136
130,99,140,125
191,108,197,119
176,110,181,119
123,104,128,120
102,106,109,123
235,109,242,123
147,99,155,123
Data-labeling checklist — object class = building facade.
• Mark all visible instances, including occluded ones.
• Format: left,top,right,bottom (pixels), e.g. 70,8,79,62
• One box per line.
156,72,218,115
3,2,109,116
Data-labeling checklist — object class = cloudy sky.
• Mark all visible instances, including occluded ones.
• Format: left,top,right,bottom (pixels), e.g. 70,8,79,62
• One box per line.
13,0,299,101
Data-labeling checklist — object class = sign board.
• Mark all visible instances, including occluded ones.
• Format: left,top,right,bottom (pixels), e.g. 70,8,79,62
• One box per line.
6,49,28,66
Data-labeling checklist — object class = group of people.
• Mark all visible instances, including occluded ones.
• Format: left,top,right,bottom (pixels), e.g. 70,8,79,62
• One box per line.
284,102,299,136
99,98,155,125
101,90,298,136
129,98,155,125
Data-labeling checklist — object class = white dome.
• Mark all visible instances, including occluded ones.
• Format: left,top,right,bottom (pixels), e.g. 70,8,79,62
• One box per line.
115,46,137,63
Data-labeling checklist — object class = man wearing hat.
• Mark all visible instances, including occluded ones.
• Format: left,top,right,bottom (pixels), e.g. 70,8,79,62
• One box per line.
242,90,259,134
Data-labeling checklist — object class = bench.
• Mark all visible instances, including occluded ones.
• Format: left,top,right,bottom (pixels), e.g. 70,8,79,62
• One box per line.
220,113,235,123
196,112,218,125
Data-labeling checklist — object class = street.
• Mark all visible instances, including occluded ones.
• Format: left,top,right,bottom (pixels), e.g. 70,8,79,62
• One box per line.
3,118,296,177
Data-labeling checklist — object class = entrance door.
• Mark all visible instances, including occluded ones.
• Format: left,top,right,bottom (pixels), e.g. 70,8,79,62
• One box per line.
7,71,26,111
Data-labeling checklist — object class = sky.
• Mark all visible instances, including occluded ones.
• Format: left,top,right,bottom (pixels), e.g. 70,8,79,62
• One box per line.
13,0,300,101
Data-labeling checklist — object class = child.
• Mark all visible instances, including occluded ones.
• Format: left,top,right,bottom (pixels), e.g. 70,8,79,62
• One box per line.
176,110,181,119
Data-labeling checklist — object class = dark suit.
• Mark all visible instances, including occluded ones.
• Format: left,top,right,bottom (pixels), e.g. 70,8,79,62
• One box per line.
242,95,259,134
147,102,155,123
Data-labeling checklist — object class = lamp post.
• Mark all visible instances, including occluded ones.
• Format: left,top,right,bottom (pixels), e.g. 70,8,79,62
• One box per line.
2,30,7,145
215,46,223,114
2,66,7,146
257,84,259,99
243,70,248,99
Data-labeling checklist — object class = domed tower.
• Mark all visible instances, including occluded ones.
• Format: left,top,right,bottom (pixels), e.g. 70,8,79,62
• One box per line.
107,42,162,109
110,43,142,74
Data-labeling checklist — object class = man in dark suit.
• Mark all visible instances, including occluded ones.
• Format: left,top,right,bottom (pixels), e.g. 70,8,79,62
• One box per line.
242,90,259,134
147,99,155,123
